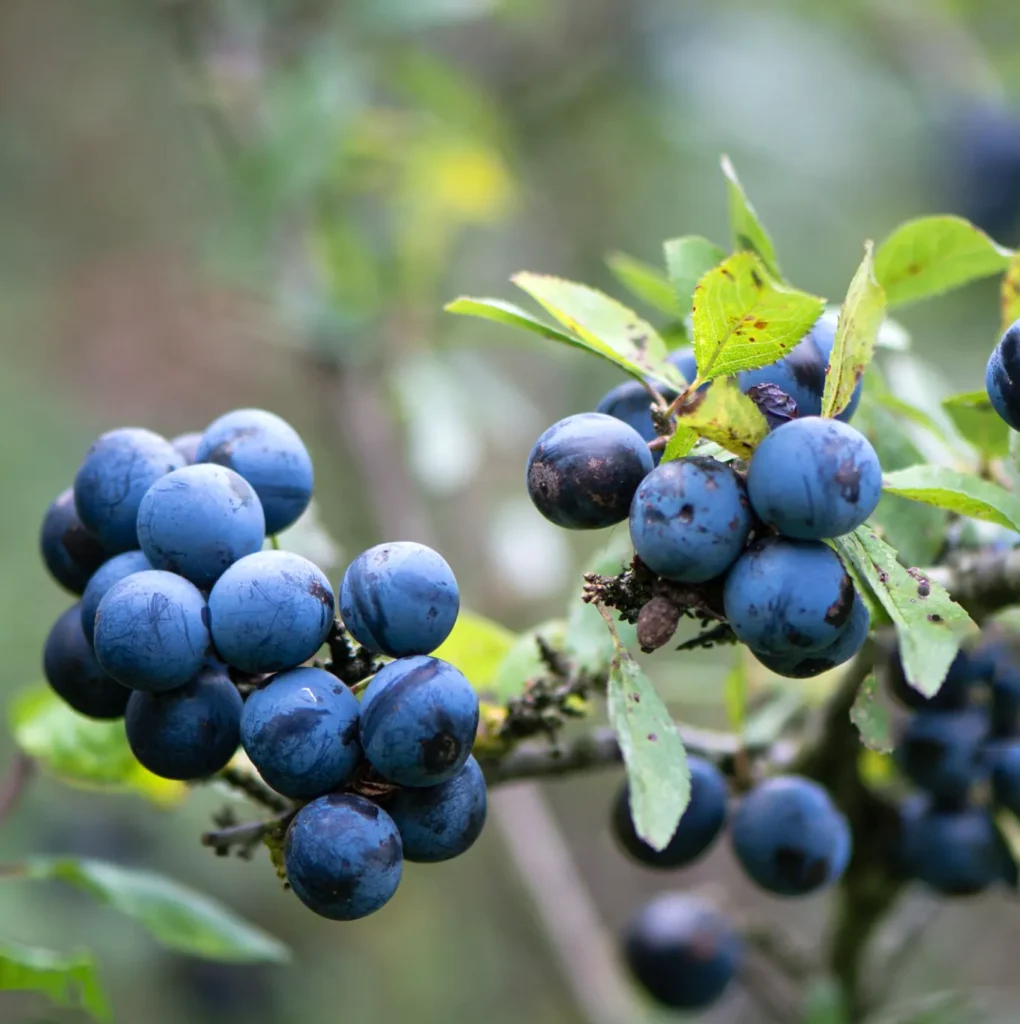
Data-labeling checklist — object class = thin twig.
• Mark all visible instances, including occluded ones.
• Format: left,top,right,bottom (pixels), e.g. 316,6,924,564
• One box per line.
201,812,292,859
0,754,34,828
210,767,292,815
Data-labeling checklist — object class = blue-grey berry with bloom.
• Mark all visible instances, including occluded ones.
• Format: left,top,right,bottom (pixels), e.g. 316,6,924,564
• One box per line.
40,488,109,595
241,667,361,799
340,541,460,658
196,408,314,535
80,550,153,646
170,432,202,465
986,319,1020,431
360,655,479,788
44,604,130,719
385,756,487,863
137,464,266,589
285,793,403,921
73,428,184,553
93,570,210,692
125,662,242,780
208,550,334,674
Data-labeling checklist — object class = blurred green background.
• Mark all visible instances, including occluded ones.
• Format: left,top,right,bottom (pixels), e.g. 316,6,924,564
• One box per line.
3,0,1020,1021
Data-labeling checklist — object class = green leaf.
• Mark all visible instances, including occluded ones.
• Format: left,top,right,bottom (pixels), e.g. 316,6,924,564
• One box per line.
821,242,886,418
874,215,1013,308
511,273,684,390
663,236,726,320
661,426,699,462
849,673,893,753
9,687,184,804
882,465,1020,531
445,296,578,345
691,252,825,380
432,609,517,699
834,527,977,698
720,155,782,279
942,390,1011,459
0,941,110,1022
26,858,291,964
491,619,568,701
605,251,681,318
606,641,690,850
671,377,768,458
722,656,748,735
1002,251,1020,331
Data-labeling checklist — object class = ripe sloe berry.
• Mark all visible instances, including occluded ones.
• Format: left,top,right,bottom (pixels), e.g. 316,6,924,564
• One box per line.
339,542,459,658
360,655,479,787
623,894,742,1010
284,793,403,920
197,409,313,535
526,413,653,530
43,605,130,719
74,428,184,553
629,457,751,582
207,550,334,674
612,756,728,868
94,570,210,692
731,775,851,896
241,667,361,799
987,740,1020,816
39,488,108,595
125,662,242,780
385,756,488,863
986,319,1020,431
894,709,989,803
170,432,202,465
79,550,153,646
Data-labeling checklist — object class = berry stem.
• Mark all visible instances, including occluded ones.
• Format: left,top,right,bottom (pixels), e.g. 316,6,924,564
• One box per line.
209,766,293,815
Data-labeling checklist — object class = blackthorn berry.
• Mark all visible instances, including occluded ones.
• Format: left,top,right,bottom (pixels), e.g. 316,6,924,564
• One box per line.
893,709,989,802
987,740,1020,816
339,541,460,658
207,550,334,674
137,464,266,589
360,655,479,787
623,894,742,1011
750,588,869,679
612,755,728,868
992,665,1020,736
196,408,313,535
284,793,403,920
629,457,751,582
385,756,487,863
94,570,210,691
39,488,108,595
986,319,1020,431
526,413,653,530
73,428,184,553
899,798,1014,896
746,417,882,540
731,775,851,896
241,667,361,799
723,538,856,656
43,605,130,719
125,662,242,780
170,432,202,465
80,550,153,646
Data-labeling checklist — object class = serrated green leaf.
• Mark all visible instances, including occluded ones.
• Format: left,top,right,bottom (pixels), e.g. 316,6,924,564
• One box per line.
882,465,1020,531
661,426,699,462
445,296,578,344
26,858,291,964
432,609,517,700
663,236,726,320
822,242,886,419
849,673,893,753
512,273,684,390
834,527,977,697
672,377,768,458
605,251,681,318
0,941,110,1022
942,390,1011,459
1002,252,1020,332
722,657,748,734
720,155,782,279
874,215,1013,308
9,687,184,804
691,252,824,380
607,647,690,851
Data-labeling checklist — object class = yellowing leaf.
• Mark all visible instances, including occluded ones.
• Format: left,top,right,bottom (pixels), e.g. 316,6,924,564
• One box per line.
673,377,768,458
432,610,517,698
822,242,886,419
691,252,824,380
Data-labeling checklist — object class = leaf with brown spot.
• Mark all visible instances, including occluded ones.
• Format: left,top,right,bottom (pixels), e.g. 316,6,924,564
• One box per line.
669,377,768,459
691,252,825,381
821,242,886,419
